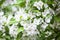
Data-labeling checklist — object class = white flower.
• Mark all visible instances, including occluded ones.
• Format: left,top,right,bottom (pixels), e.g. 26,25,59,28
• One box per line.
21,13,28,20
0,16,4,24
0,25,4,31
33,18,43,25
6,0,17,5
14,8,28,21
41,22,48,31
28,12,36,19
42,9,50,17
0,11,4,16
23,23,39,36
26,29,38,36
0,16,6,25
33,18,40,25
34,1,43,10
2,1,9,7
6,15,13,24
45,31,52,37
44,4,48,8
45,31,52,35
33,12,41,16
9,24,18,37
49,8,55,14
14,13,20,21
52,39,55,40
45,16,52,23
12,6,17,12
26,0,30,8
0,25,5,32
20,21,28,27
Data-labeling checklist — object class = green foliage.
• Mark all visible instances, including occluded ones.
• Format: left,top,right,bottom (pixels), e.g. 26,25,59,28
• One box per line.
54,14,60,22
5,26,9,34
18,27,24,33
16,32,23,40
0,31,3,38
42,0,54,4
3,6,12,12
0,0,60,40
4,26,10,40
2,6,12,16
50,15,54,24
16,0,26,7
0,0,5,6
9,18,16,25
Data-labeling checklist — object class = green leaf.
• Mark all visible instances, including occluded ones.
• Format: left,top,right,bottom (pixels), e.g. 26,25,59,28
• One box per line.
54,15,60,22
47,0,54,4
0,31,3,38
9,18,16,25
5,35,10,40
17,23,23,28
16,32,23,40
3,6,12,13
32,10,39,13
42,0,54,4
16,0,26,7
5,26,9,34
42,0,48,3
18,27,24,33
50,15,54,24
17,0,25,3
0,0,5,6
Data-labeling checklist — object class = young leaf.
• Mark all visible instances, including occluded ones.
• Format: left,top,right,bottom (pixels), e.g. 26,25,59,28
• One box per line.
18,27,24,33
9,18,16,25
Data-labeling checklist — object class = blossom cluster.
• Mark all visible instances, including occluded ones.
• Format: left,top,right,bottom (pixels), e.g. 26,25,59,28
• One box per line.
0,0,55,40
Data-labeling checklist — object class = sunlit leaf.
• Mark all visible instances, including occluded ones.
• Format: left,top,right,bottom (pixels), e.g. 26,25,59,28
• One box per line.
16,32,23,40
9,18,16,25
18,27,24,33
